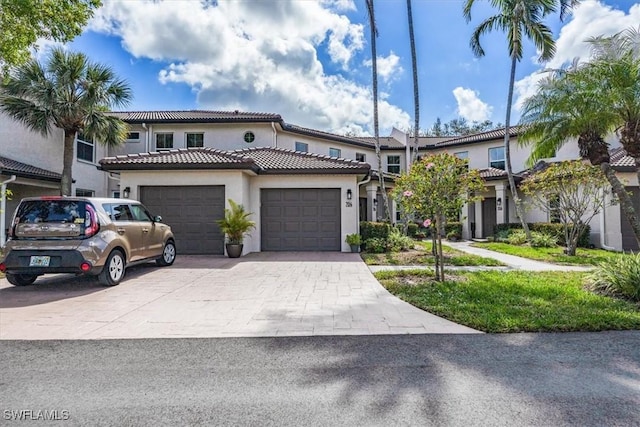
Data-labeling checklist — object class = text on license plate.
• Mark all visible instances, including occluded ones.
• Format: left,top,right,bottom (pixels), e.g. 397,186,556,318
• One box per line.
29,256,50,267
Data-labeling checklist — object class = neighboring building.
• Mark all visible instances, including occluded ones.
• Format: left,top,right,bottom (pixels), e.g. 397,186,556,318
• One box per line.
1,110,638,253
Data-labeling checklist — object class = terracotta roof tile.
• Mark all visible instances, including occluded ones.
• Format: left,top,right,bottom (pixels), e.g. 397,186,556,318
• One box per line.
108,110,282,123
232,147,370,173
0,156,62,182
611,147,636,168
478,167,508,179
436,126,522,147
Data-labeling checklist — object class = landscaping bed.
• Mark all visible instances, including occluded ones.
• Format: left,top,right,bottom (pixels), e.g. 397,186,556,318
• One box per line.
375,269,640,333
472,242,621,266
361,241,504,266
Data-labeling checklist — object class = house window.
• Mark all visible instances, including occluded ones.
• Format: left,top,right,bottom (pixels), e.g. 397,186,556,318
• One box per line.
76,133,94,163
126,132,140,143
356,152,366,162
156,133,174,149
112,191,121,199
186,133,204,148
387,155,401,174
244,131,255,143
295,141,309,152
329,148,341,157
75,189,94,197
549,195,561,223
455,151,469,160
489,147,505,170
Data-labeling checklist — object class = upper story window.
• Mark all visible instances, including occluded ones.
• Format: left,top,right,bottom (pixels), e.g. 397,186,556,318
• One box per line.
356,152,366,162
329,148,341,158
155,133,174,150
126,132,141,143
76,132,94,163
75,189,94,197
455,151,469,160
489,146,505,170
244,131,255,143
186,133,204,148
295,141,309,152
387,155,401,174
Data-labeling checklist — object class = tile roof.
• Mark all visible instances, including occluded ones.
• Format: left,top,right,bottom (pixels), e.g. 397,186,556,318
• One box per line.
108,110,282,123
0,156,62,182
436,126,522,147
280,123,375,148
610,147,636,169
99,147,370,174
478,167,508,180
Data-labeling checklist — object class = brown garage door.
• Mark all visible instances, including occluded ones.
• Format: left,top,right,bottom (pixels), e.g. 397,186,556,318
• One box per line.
261,188,341,251
140,186,225,255
620,187,640,251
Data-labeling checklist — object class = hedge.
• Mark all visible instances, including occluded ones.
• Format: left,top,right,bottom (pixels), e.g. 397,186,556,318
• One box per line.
360,222,391,240
493,222,591,247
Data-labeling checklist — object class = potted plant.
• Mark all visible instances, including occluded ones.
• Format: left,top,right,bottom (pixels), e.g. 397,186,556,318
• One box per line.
345,234,362,253
216,199,256,258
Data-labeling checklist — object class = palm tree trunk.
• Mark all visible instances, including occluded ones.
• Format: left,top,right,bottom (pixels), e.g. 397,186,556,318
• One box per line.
366,0,391,221
504,56,531,240
61,130,75,196
600,162,640,247
407,0,420,164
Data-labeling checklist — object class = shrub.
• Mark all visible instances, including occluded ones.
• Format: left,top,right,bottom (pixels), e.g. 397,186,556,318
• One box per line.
587,253,640,302
360,222,391,240
507,230,527,245
495,228,511,242
493,222,591,247
345,234,361,245
387,229,414,252
407,223,419,238
364,237,387,253
446,230,462,241
530,232,557,248
444,221,462,238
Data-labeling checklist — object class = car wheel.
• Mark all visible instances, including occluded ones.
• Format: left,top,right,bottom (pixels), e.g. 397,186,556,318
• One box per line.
5,273,38,286
156,241,176,266
98,250,126,286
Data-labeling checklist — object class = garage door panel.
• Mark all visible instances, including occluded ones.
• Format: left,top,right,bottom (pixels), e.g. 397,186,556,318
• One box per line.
261,188,340,251
140,186,225,255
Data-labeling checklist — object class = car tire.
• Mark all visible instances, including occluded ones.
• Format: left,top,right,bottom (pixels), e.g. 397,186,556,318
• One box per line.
5,273,38,286
156,240,176,266
98,250,126,286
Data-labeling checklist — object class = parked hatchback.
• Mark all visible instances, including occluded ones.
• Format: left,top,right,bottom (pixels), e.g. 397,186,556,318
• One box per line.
0,197,176,287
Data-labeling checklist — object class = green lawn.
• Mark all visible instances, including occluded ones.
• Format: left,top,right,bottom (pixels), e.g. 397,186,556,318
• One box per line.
361,241,504,267
375,269,640,333
472,242,621,266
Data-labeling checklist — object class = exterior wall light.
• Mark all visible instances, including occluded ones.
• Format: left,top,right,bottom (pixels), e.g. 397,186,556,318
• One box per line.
347,189,352,200
123,187,131,198
497,197,502,208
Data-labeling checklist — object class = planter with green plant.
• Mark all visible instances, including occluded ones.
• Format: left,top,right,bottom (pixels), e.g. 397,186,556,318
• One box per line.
345,234,362,253
215,199,256,258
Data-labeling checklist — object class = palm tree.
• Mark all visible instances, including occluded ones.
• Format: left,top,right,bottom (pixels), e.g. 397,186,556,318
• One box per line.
519,64,640,246
407,0,420,164
365,0,391,220
0,48,131,195
464,0,558,240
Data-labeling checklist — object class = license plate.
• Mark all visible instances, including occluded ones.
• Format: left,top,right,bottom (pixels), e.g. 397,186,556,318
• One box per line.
29,256,50,267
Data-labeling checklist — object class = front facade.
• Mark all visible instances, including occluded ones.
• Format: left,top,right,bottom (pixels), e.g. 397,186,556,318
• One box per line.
1,110,638,253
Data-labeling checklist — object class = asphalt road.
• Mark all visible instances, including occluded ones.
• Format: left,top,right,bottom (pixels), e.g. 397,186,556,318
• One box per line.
1,332,639,426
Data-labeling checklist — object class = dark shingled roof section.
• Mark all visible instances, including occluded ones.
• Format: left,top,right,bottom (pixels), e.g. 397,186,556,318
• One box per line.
232,147,370,174
436,126,522,147
0,156,62,182
99,148,257,171
99,147,370,174
108,110,282,124
281,123,377,149
611,147,636,169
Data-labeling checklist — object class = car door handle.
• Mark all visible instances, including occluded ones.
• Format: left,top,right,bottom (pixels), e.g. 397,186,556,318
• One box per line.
117,228,126,234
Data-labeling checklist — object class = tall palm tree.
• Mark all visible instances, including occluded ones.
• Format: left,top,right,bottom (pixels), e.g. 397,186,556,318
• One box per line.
0,48,131,195
464,0,557,240
519,64,640,245
407,0,420,164
366,0,391,220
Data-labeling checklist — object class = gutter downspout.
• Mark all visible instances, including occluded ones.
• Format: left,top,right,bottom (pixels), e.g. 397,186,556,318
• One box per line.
357,173,372,231
271,122,278,148
142,123,149,152
600,190,616,251
1,175,17,247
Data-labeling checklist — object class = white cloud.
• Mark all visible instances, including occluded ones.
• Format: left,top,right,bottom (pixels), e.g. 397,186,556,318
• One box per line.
89,0,409,134
363,51,403,83
452,87,493,122
515,0,640,109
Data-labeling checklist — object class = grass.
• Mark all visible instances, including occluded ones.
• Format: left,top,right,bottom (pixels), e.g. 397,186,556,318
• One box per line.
472,242,622,266
361,241,504,267
375,269,640,333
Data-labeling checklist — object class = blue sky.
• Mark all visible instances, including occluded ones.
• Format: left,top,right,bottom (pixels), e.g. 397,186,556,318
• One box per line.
56,0,640,135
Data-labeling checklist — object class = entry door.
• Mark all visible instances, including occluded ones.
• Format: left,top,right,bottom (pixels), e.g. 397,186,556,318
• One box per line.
482,198,497,238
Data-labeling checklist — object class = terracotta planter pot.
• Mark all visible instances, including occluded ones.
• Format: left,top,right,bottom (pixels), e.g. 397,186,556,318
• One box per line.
225,243,243,258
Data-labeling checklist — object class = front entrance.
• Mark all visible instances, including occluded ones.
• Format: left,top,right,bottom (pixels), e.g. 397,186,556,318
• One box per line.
482,198,497,238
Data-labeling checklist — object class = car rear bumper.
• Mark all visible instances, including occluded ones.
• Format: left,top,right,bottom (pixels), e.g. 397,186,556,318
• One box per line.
1,249,102,275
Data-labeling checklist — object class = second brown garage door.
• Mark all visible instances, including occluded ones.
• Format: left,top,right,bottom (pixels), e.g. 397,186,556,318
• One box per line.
261,188,341,251
140,186,225,255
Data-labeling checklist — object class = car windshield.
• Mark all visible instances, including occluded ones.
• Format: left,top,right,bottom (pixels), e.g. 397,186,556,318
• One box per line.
16,200,86,224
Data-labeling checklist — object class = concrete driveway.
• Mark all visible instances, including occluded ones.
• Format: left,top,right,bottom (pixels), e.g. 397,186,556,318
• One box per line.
0,252,479,339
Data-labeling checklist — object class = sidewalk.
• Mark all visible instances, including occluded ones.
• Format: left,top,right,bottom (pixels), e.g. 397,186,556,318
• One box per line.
369,240,593,273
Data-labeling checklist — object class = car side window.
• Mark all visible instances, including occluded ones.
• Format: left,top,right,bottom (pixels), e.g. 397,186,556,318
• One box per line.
130,204,152,222
110,204,134,221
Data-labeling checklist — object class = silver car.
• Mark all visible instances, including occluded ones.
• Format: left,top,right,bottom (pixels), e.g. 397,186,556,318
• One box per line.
0,197,176,286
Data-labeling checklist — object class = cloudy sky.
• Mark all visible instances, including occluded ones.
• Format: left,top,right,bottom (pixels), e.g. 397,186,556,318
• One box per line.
58,0,640,135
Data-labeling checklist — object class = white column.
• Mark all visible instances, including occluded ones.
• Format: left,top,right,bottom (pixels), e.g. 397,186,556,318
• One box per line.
461,202,471,240
366,184,377,222
474,199,483,238
495,184,508,224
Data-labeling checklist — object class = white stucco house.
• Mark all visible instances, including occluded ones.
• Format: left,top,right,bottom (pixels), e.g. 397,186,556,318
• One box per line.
1,110,638,254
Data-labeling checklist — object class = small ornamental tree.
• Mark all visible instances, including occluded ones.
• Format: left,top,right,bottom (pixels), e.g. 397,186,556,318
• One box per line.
394,153,485,281
520,160,613,256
